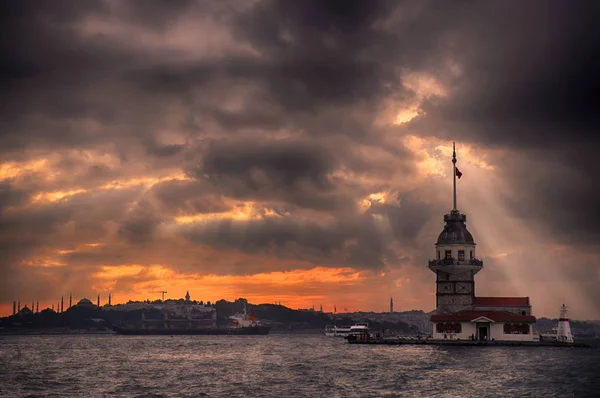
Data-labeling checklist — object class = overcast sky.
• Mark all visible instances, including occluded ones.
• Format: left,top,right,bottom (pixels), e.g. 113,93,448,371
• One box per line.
1,0,599,318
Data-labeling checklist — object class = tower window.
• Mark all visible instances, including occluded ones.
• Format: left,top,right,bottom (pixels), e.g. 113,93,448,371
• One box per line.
445,250,452,260
458,250,465,261
470,251,473,259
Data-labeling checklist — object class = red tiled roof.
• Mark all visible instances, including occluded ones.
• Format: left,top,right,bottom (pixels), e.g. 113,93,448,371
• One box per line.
474,297,529,307
430,311,536,323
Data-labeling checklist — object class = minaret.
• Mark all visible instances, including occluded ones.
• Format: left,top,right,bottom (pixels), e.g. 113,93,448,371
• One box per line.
12,301,16,315
390,297,394,313
185,291,190,302
97,294,100,307
69,293,72,309
108,293,112,306
428,143,483,314
17,301,20,312
36,301,39,313
60,295,64,313
557,304,574,343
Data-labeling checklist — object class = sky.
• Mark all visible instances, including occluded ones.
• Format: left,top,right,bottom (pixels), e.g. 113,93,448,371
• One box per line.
1,0,599,319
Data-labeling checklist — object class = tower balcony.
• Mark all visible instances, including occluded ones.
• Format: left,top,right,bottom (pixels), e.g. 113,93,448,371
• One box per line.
428,257,484,275
429,258,483,267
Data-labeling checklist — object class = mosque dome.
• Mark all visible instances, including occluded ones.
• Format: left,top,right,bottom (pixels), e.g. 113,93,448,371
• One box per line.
77,298,94,307
436,210,475,245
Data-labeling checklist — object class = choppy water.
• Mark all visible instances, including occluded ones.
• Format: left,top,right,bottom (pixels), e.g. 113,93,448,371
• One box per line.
1,335,599,397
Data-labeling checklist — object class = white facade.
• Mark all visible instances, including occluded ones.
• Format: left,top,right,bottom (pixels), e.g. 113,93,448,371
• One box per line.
432,322,476,340
432,318,535,341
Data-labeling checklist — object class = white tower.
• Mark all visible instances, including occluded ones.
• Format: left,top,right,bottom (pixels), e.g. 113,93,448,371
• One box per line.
556,304,574,343
428,143,483,314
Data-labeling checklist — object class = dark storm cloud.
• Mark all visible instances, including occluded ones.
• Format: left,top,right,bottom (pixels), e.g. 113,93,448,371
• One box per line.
366,193,432,242
1,0,598,316
180,191,431,270
400,1,600,243
186,139,358,212
150,179,231,215
0,182,30,209
118,199,165,244
415,1,600,147
232,0,400,111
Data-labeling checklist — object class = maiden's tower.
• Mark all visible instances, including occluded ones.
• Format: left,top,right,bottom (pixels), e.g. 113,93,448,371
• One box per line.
428,143,536,342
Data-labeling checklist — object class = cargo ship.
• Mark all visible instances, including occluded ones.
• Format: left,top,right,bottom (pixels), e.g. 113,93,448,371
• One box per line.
114,325,270,335
114,305,270,335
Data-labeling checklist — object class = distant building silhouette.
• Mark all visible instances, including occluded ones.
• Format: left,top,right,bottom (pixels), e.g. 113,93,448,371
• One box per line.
77,298,94,308
390,297,394,313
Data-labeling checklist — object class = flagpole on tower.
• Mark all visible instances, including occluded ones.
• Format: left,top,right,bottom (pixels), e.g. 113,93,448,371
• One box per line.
452,142,457,211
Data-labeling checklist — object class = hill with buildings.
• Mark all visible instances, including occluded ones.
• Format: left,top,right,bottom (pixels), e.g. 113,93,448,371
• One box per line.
3,297,597,337
1,297,423,335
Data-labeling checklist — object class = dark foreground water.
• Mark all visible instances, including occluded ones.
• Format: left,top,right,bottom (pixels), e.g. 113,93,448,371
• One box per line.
1,335,599,397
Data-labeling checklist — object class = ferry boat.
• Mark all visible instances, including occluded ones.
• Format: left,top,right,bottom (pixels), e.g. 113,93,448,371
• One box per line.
325,325,352,337
349,323,369,335
325,323,369,337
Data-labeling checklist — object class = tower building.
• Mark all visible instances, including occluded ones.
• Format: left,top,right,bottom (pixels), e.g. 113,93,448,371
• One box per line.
428,143,483,314
556,304,574,343
428,143,537,342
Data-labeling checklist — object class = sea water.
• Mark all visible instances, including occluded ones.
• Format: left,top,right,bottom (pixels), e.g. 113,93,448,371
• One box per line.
1,334,599,397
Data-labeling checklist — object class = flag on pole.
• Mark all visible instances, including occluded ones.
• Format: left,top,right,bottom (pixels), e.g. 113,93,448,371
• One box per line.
455,167,463,179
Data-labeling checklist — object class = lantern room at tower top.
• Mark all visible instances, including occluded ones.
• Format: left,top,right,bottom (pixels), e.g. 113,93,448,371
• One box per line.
427,143,536,342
